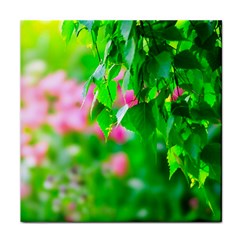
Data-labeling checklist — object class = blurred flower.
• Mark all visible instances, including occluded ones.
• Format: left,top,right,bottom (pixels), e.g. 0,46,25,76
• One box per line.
105,153,129,177
39,71,66,97
21,142,48,165
171,87,184,101
20,183,31,199
114,69,125,81
189,197,199,210
125,90,138,107
109,125,128,143
115,85,138,108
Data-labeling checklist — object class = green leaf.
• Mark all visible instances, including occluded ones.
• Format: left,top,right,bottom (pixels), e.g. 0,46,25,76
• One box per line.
161,26,185,41
120,21,133,41
207,123,221,143
108,64,121,81
79,20,94,31
122,102,156,140
201,143,221,165
184,134,201,161
166,115,175,136
124,37,136,67
92,64,106,83
187,69,203,94
91,101,105,121
103,40,112,63
171,101,190,118
122,70,130,93
97,108,117,141
206,47,222,71
61,20,75,44
199,160,209,187
82,78,92,98
97,80,117,108
116,104,129,126
167,145,183,179
204,83,216,107
195,22,214,44
174,50,201,69
190,102,219,123
148,51,172,79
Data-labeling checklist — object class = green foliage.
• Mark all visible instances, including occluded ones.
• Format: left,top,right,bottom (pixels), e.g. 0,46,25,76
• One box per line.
61,20,75,44
97,107,117,140
63,20,222,190
122,102,156,140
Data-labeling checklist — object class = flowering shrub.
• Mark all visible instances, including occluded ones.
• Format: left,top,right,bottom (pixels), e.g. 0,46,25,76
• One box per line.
20,20,222,222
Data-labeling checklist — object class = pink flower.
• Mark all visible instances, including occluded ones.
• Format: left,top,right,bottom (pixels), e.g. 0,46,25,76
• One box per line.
125,90,138,107
114,85,138,108
109,153,129,177
114,69,125,81
21,99,48,129
39,71,66,97
172,87,184,101
21,142,48,165
20,183,31,199
47,113,70,134
21,133,31,147
47,107,88,135
109,125,128,143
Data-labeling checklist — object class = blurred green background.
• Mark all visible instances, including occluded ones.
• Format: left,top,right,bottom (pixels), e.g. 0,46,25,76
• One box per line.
20,21,221,222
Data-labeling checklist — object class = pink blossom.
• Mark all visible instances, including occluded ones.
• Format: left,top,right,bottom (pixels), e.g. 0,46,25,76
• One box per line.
114,85,138,108
114,69,125,81
109,153,129,177
47,108,88,135
21,99,48,129
47,113,70,134
172,87,184,101
66,108,88,132
125,90,138,107
21,133,31,147
114,84,125,107
20,183,31,199
21,142,48,165
39,71,66,97
109,125,128,143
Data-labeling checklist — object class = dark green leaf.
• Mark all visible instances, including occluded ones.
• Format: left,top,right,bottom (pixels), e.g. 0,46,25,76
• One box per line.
185,134,201,161
174,50,201,69
161,26,185,41
206,47,222,71
201,143,221,165
171,101,190,118
148,51,172,79
122,102,156,140
195,22,214,44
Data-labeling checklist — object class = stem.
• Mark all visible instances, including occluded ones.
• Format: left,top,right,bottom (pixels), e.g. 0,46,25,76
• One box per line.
147,21,160,53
